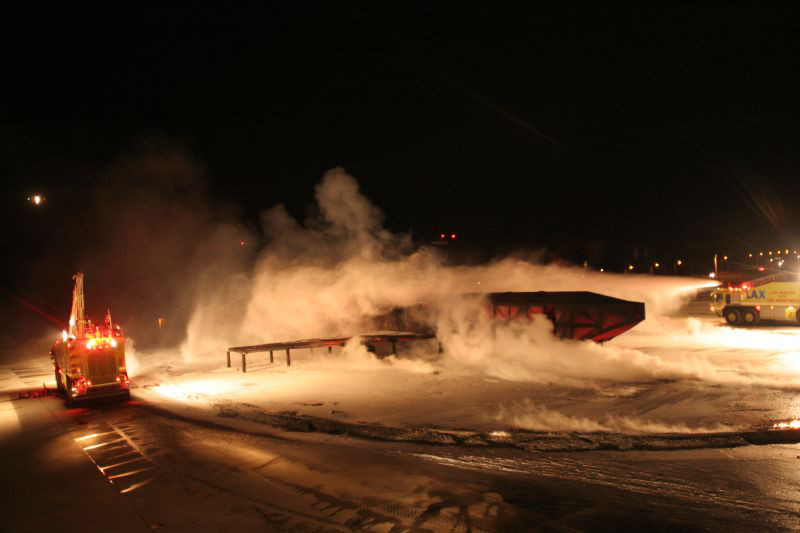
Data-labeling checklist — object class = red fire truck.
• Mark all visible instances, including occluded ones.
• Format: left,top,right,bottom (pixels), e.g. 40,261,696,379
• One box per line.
50,273,130,406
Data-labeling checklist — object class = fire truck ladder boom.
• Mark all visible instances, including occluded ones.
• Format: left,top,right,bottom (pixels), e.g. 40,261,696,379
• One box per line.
69,272,86,338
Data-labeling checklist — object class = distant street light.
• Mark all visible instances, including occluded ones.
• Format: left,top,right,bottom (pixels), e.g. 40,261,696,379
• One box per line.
27,194,44,206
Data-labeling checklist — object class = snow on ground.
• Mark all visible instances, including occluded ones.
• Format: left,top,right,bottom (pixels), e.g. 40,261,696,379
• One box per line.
129,312,800,448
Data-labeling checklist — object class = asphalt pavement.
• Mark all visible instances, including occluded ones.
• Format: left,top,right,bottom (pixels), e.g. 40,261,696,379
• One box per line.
1,392,798,531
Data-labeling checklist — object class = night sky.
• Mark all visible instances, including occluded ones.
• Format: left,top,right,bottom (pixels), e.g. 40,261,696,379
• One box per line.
4,6,800,341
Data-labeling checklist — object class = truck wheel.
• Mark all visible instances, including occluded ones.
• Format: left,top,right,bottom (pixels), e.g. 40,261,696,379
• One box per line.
741,309,759,326
64,378,74,407
724,307,741,326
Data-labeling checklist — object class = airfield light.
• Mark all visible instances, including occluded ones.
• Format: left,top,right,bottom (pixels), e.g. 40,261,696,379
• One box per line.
28,194,44,206
709,272,716,278
628,265,634,271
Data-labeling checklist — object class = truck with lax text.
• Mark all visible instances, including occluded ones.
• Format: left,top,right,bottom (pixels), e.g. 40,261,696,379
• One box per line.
710,271,800,326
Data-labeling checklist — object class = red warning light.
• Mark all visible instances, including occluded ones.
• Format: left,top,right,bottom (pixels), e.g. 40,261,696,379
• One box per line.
239,240,245,246
758,266,765,271
439,234,445,239
450,234,457,239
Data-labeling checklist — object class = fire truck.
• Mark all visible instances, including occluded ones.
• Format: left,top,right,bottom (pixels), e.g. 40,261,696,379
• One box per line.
710,271,800,326
50,273,130,405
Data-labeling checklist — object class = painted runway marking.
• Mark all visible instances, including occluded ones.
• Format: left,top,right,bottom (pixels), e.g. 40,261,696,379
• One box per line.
74,421,159,495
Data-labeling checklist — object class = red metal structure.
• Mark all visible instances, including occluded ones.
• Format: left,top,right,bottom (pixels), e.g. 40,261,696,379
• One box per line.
228,291,646,371
485,291,645,342
372,291,645,343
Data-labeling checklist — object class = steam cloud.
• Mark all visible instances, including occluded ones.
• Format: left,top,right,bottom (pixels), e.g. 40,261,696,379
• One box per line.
158,166,800,391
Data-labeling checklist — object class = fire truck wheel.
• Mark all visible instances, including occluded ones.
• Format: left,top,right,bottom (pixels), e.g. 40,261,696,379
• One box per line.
724,307,741,326
741,309,759,326
64,378,74,407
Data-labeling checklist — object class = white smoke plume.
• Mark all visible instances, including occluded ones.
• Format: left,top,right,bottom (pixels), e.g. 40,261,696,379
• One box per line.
162,167,800,390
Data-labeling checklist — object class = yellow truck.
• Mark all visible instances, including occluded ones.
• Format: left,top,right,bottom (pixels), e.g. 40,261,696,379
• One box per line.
710,272,800,326
50,273,130,406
